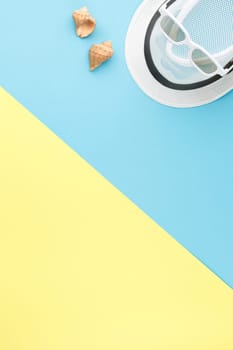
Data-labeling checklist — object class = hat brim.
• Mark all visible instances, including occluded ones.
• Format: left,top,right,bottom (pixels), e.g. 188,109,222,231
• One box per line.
125,0,233,108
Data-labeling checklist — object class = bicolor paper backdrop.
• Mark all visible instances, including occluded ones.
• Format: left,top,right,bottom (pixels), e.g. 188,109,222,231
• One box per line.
0,0,233,348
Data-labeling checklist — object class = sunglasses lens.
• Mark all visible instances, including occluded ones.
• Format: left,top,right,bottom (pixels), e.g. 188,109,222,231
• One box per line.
160,16,185,42
192,49,218,74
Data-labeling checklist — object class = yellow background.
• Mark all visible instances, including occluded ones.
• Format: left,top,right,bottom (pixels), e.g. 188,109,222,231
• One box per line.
0,88,232,349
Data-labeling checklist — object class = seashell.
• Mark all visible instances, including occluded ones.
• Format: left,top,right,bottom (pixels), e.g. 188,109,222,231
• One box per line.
72,7,96,38
89,41,114,71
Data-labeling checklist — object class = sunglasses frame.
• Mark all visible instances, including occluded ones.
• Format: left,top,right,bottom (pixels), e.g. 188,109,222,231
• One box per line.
159,5,229,77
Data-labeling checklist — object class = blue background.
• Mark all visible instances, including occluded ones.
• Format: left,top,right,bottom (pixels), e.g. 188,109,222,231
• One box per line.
0,0,233,287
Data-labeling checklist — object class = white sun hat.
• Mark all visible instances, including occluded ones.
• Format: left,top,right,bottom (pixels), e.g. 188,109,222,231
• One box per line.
125,0,233,108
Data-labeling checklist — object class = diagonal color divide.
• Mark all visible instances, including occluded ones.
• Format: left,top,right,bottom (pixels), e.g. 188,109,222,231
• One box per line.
0,88,233,349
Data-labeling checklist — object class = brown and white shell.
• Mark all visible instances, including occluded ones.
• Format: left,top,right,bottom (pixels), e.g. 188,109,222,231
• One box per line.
89,41,114,71
72,7,96,38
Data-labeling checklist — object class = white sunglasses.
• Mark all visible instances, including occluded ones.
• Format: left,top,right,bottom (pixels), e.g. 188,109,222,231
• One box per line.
159,5,232,77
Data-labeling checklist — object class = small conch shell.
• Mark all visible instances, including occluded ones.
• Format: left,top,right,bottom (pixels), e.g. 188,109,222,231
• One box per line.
89,41,114,71
72,7,96,38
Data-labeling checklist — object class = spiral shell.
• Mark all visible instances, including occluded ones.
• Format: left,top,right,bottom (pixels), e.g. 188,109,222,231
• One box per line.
89,41,114,71
72,7,96,38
